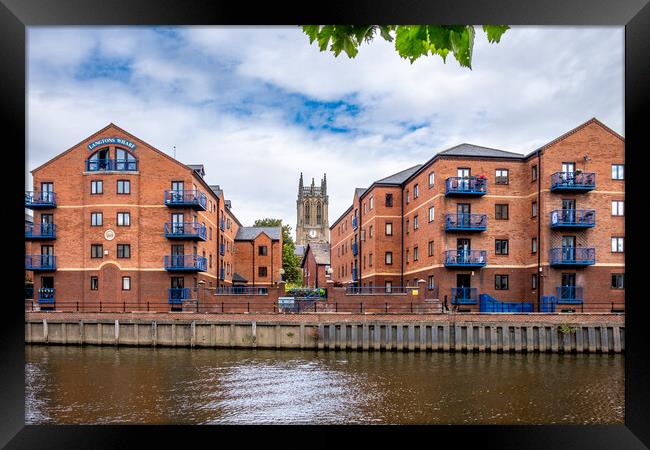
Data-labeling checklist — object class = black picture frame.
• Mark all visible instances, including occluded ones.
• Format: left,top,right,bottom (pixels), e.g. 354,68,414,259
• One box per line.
1,0,648,447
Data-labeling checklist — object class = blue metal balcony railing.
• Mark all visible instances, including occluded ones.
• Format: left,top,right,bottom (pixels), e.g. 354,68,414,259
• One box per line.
444,250,487,267
219,243,225,255
164,222,207,240
220,218,225,231
168,287,192,304
37,287,55,304
25,223,57,239
219,268,225,280
25,191,57,209
351,242,359,256
549,247,596,266
25,255,56,271
215,286,269,295
445,177,487,196
556,286,584,304
445,213,488,231
451,287,478,305
164,190,207,210
352,216,359,230
479,293,533,312
85,158,138,172
550,171,596,192
352,267,358,281
164,254,207,271
550,209,596,229
346,286,409,294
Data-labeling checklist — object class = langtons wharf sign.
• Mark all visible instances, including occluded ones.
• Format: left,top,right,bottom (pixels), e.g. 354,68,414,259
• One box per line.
87,137,137,151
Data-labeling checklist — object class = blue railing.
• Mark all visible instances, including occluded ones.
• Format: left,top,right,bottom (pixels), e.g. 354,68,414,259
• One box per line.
550,209,596,228
85,158,138,172
215,286,268,295
164,190,207,210
37,287,55,304
220,243,225,255
352,242,358,256
444,250,487,267
25,255,56,271
219,268,225,280
540,295,557,313
164,222,207,240
550,171,596,192
445,213,487,231
556,286,584,304
479,293,533,312
352,216,359,230
451,287,478,304
25,223,57,239
549,247,595,266
352,267,358,281
25,191,57,208
164,254,207,271
168,287,191,304
445,177,487,196
346,286,409,294
220,218,225,231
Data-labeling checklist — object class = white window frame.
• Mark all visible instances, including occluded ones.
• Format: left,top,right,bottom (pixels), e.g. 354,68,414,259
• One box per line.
429,206,435,222
611,237,624,253
612,201,624,216
612,164,624,180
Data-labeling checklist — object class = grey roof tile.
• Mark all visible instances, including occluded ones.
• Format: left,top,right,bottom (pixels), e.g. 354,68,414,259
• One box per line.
235,226,282,241
438,143,524,159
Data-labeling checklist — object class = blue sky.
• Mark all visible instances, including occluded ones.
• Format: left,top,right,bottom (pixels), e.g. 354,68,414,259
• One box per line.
27,26,624,236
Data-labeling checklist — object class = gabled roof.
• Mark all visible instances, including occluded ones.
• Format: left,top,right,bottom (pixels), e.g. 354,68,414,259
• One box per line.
294,244,306,258
438,143,524,159
209,185,223,199
188,164,205,178
374,164,423,184
354,188,367,198
232,272,248,283
235,226,282,241
301,242,330,267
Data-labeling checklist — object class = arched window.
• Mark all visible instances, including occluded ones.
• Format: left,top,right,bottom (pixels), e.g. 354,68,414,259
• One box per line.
88,147,110,171
317,203,322,225
115,147,137,171
305,202,310,225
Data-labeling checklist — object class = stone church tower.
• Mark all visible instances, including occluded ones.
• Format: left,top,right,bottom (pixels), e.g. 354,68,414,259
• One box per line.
296,173,329,245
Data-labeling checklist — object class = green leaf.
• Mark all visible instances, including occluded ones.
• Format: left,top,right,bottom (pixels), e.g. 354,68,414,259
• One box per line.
482,25,509,43
302,25,320,44
317,25,334,52
394,25,429,63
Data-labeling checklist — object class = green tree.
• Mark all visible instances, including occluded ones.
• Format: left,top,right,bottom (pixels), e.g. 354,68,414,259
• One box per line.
301,25,509,69
253,218,303,284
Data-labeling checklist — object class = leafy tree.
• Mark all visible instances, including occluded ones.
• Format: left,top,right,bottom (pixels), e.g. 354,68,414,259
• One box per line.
301,25,509,69
253,218,303,284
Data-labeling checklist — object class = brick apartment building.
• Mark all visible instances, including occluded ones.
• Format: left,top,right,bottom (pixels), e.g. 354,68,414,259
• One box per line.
25,124,282,308
330,118,625,311
300,242,331,288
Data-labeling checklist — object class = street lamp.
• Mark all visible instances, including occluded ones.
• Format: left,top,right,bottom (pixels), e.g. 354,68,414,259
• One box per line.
197,280,205,309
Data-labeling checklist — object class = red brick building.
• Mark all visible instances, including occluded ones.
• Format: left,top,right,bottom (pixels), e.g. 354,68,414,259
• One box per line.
300,242,331,288
25,124,282,308
330,118,625,311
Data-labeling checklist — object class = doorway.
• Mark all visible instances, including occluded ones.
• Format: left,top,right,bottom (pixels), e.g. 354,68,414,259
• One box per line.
562,236,576,262
560,273,576,301
456,274,471,301
457,238,470,263
457,203,471,227
562,199,576,223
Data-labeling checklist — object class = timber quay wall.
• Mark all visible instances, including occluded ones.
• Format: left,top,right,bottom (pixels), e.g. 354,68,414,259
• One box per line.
25,312,624,353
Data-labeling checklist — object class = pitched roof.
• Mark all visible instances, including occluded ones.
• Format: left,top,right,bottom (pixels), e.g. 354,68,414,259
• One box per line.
235,226,282,241
232,272,248,283
374,164,424,184
294,244,306,257
438,143,524,159
304,242,330,266
209,185,223,199
188,164,205,178
355,187,367,198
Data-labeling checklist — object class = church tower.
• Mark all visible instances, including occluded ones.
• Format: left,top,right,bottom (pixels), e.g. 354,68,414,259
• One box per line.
296,173,329,245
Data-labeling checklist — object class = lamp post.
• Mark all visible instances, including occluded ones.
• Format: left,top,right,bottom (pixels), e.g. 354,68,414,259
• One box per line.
197,279,205,310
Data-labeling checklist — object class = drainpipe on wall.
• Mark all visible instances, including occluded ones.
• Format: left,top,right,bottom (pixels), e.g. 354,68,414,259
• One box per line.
537,150,542,311
358,201,362,287
252,241,255,287
401,188,405,288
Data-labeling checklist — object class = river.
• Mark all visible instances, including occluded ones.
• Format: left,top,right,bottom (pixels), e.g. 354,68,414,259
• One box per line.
25,345,623,424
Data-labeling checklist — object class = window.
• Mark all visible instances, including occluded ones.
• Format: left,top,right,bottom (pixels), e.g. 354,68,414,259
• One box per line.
117,180,131,194
428,172,435,188
429,206,435,222
258,267,268,277
369,225,373,238
258,245,268,256
413,215,419,230
611,273,625,289
612,164,624,180
428,241,434,257
385,193,393,207
427,275,435,289
531,165,538,182
405,219,409,234
363,203,367,214
122,276,131,291
385,251,393,265
385,281,393,293
612,201,624,216
117,212,130,226
531,274,538,290
117,244,130,258
532,237,537,253
495,275,509,290
495,204,509,220
385,222,393,236
531,201,538,217
413,246,419,261
369,253,373,267
405,190,410,204
91,180,103,194
91,244,103,258
495,239,509,255
209,254,212,268
369,196,374,210
495,169,509,185
91,212,103,226
90,276,99,290
413,184,419,199
611,237,624,253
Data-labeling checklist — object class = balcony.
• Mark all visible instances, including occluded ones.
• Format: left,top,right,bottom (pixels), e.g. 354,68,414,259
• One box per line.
451,287,478,305
164,222,207,240
168,287,191,304
445,213,487,232
26,255,56,271
219,243,225,256
164,254,207,272
351,242,359,256
550,171,596,192
219,268,225,280
37,287,55,304
550,209,596,229
556,286,584,304
85,158,138,172
25,191,56,209
445,177,487,197
352,267,358,281
352,216,358,230
216,286,268,295
444,250,487,268
25,223,57,240
219,218,225,231
164,190,207,210
549,247,595,267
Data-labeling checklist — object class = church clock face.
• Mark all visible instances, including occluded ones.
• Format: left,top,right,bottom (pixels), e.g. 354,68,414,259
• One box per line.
308,229,317,238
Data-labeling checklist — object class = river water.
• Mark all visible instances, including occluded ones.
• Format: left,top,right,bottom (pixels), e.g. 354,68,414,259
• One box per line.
25,345,623,425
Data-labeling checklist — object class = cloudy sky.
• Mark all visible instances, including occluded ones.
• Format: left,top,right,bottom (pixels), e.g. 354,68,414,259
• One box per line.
27,26,623,237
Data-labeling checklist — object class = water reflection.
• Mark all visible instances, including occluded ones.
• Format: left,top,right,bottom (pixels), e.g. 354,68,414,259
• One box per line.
25,346,623,425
